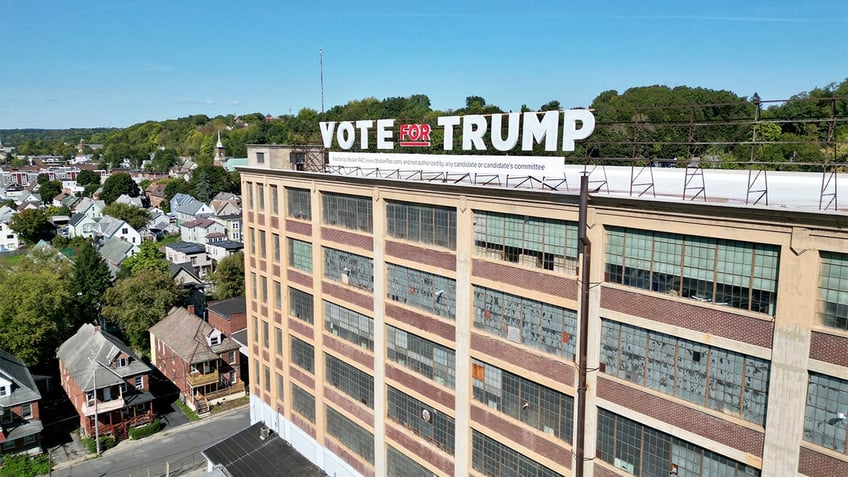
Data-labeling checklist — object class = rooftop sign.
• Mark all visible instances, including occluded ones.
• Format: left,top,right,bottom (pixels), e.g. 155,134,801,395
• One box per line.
320,110,595,153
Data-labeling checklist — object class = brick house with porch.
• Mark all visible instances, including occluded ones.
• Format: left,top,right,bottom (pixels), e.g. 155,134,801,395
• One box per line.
149,307,243,414
57,324,155,443
0,349,42,455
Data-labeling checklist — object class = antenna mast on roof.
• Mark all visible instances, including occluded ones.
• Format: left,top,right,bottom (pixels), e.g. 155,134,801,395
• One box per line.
320,48,325,115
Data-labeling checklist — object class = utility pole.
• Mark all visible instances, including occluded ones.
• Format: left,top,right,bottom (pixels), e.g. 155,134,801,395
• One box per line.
93,359,100,456
575,173,592,477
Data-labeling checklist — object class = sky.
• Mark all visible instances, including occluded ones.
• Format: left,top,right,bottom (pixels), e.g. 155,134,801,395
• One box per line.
0,0,846,130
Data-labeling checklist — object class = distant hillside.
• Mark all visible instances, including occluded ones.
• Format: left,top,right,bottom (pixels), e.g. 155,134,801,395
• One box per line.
1,78,845,170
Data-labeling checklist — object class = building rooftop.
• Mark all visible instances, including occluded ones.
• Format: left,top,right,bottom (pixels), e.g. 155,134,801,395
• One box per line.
208,296,246,320
202,422,325,477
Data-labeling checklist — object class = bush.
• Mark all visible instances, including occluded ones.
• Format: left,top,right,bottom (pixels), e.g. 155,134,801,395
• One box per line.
129,419,161,440
81,435,116,454
0,454,50,477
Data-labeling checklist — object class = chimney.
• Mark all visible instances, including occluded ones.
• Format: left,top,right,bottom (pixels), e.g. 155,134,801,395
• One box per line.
187,305,196,316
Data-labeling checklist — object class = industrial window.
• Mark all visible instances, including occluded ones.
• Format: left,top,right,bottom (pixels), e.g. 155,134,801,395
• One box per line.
323,247,373,291
471,358,573,443
605,226,780,315
252,315,258,342
326,405,374,464
290,336,314,373
275,327,283,357
270,184,279,215
274,281,282,310
818,252,848,330
597,409,760,477
260,276,268,304
250,272,257,300
263,365,271,393
246,182,254,209
473,285,577,360
474,210,579,274
472,429,564,477
288,238,313,273
804,372,848,453
254,361,260,390
257,183,265,211
387,263,456,320
287,188,311,220
248,227,256,256
387,325,455,388
387,386,454,455
601,319,770,425
326,354,374,408
388,445,433,477
276,373,284,402
386,201,456,250
259,230,266,259
261,320,269,349
291,384,315,423
272,233,280,263
324,300,373,351
322,192,373,233
290,288,314,324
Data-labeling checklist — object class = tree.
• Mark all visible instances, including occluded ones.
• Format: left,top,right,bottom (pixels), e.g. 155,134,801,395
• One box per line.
70,241,112,330
44,205,70,218
38,180,63,203
76,169,101,187
101,269,184,351
208,251,244,299
189,165,236,202
119,240,168,277
102,202,151,230
100,172,139,204
36,173,50,185
9,209,53,244
0,247,73,366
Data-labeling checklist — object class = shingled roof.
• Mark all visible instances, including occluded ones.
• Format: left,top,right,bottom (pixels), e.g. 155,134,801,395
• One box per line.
57,323,151,393
149,307,239,365
0,349,41,408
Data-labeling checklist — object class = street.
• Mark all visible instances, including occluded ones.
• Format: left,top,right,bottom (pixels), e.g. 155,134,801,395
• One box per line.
49,406,249,477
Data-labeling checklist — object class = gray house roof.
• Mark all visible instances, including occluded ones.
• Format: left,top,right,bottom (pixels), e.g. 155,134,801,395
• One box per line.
99,237,134,265
167,241,206,255
0,349,41,408
149,307,239,365
57,323,152,393
175,199,208,217
69,212,88,227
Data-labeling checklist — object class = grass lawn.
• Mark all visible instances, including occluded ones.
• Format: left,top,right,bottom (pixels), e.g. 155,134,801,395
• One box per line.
173,398,200,421
0,252,26,268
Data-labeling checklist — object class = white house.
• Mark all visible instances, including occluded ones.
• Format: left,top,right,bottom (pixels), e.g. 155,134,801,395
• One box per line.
180,217,226,244
0,222,20,252
94,216,142,246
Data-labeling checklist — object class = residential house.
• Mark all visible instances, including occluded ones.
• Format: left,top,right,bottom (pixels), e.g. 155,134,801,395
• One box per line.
145,182,167,209
57,324,155,443
60,194,81,211
210,214,242,242
98,237,138,278
169,193,196,219
149,307,243,414
0,349,42,455
114,194,145,208
169,263,207,319
173,199,214,227
68,213,98,239
205,234,243,264
0,222,20,253
180,217,226,244
210,193,240,217
72,197,105,220
206,296,246,337
94,216,141,247
165,241,213,278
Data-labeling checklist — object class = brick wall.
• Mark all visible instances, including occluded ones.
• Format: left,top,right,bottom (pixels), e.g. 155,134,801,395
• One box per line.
386,241,456,271
386,422,454,475
386,363,454,410
601,286,774,349
472,259,579,302
386,303,456,343
471,332,575,387
798,446,848,476
321,227,374,251
810,331,848,367
285,219,311,237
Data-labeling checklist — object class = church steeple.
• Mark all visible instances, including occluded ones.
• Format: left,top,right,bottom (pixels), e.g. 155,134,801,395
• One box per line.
214,130,225,167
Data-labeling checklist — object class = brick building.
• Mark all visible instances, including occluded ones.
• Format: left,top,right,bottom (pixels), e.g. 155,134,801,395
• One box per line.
239,147,848,477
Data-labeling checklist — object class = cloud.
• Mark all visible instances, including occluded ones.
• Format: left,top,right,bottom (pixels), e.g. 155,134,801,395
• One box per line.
231,101,241,106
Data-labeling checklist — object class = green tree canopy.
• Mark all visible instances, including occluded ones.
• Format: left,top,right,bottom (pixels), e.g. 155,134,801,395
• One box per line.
119,240,168,277
102,202,151,230
101,269,185,351
70,241,113,329
9,209,53,244
76,169,101,187
100,172,140,204
0,247,73,365
208,251,244,299
189,165,236,202
38,180,63,203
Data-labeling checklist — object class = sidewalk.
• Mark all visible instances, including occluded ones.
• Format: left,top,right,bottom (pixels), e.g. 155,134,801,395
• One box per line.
50,403,248,473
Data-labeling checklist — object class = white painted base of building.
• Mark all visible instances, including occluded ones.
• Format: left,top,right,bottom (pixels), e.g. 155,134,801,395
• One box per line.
250,395,364,477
